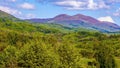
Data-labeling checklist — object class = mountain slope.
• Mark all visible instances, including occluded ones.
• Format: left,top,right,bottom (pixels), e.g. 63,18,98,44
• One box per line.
0,10,19,21
0,10,96,33
27,14,120,33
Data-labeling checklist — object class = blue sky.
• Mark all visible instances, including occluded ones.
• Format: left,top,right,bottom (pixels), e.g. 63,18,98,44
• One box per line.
0,0,120,25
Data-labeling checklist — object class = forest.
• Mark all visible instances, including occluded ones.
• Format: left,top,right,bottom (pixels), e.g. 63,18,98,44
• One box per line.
0,18,120,68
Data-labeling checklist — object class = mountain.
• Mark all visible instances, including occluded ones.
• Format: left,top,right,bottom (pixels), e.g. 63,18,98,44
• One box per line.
0,10,120,33
27,14,120,33
0,10,95,33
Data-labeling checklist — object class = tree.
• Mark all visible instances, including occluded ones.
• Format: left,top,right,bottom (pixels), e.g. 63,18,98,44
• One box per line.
58,44,81,68
94,43,116,68
18,41,60,68
0,46,18,68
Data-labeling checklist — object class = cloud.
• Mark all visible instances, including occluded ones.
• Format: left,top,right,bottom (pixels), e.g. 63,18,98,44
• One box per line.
26,13,36,19
10,0,16,2
105,0,120,3
54,0,110,10
87,0,97,9
36,0,59,3
19,3,35,10
3,0,17,2
0,5,36,19
0,6,22,15
113,8,120,16
98,16,115,23
55,0,86,10
97,0,110,9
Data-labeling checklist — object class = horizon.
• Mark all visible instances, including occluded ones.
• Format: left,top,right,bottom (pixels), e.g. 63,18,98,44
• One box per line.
0,0,120,25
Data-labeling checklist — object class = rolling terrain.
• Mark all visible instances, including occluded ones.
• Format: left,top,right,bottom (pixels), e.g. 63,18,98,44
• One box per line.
0,10,120,68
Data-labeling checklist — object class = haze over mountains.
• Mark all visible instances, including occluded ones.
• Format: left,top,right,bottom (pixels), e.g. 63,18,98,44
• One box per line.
27,14,120,33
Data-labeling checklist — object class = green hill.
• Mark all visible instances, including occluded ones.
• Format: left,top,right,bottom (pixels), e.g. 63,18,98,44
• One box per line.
0,10,19,21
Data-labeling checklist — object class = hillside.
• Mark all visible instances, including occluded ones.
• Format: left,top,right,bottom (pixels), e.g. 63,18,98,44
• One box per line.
0,10,19,21
0,10,97,33
0,10,120,68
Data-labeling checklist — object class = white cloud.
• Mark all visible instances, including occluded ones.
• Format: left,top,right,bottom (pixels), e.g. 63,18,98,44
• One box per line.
55,0,86,9
113,8,120,16
106,0,120,3
19,3,35,10
55,0,110,10
11,0,16,2
26,13,36,19
87,0,97,9
98,16,115,23
0,6,36,19
97,0,110,9
0,6,22,15
113,13,120,16
55,0,87,10
7,0,16,2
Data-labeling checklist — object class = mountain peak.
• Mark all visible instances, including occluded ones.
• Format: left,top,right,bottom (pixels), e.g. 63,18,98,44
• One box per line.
53,14,70,21
73,14,86,17
55,14,70,17
53,14,100,23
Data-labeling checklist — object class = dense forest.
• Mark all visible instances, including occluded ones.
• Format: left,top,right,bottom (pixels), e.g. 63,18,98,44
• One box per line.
0,18,120,68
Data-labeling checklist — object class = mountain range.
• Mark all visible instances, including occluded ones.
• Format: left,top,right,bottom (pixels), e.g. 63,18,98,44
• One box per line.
27,14,120,33
0,10,120,33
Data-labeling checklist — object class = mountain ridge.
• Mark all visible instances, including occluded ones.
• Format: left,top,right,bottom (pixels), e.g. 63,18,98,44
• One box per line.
27,14,120,33
0,10,120,33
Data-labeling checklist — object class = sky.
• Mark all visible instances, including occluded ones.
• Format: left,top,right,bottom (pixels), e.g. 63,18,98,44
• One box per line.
0,0,120,25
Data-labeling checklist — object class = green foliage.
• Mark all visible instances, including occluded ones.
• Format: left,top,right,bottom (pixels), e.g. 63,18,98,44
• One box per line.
94,44,116,68
58,44,81,68
18,42,60,68
0,18,120,68
0,46,18,68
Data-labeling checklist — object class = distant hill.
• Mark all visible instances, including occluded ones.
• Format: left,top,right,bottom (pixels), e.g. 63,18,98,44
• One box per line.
27,14,120,33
